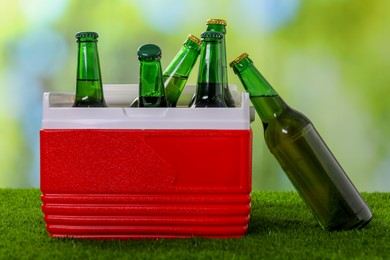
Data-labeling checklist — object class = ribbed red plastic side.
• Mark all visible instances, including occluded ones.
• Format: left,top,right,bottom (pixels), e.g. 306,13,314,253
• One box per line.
40,129,252,239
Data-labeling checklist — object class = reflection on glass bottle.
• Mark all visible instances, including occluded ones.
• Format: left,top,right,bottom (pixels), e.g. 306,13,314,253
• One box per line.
72,31,107,107
230,53,372,231
136,44,167,107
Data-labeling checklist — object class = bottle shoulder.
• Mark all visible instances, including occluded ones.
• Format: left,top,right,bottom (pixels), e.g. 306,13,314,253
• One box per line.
263,107,312,147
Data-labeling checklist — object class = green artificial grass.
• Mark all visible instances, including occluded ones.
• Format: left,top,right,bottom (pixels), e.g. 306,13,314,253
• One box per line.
1,189,389,259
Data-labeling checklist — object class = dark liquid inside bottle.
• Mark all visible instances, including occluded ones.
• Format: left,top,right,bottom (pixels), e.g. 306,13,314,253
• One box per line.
254,95,372,230
193,83,227,107
139,96,167,107
163,75,188,107
73,80,107,107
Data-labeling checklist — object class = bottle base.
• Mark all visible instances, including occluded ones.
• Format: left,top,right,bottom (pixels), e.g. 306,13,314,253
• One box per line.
324,207,372,231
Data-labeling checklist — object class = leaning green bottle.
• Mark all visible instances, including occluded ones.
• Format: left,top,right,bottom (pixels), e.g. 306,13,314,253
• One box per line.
137,44,167,107
163,34,201,107
230,53,372,231
191,31,227,107
206,19,235,107
73,31,107,107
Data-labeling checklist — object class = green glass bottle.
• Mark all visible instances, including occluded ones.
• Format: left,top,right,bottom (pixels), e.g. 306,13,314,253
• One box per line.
163,34,201,107
72,31,107,107
206,18,235,107
230,53,372,231
191,31,227,108
137,44,167,107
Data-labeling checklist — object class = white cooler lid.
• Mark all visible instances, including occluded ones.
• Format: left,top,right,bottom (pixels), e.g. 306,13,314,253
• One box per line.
42,84,254,130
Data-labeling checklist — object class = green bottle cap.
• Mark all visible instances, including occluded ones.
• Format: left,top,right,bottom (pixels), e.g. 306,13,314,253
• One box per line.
200,31,223,39
137,44,162,61
206,18,227,26
75,31,99,39
229,53,249,68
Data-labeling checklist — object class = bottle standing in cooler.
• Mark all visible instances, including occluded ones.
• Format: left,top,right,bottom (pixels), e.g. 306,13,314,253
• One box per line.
191,31,227,108
206,18,236,107
137,44,167,107
73,31,107,107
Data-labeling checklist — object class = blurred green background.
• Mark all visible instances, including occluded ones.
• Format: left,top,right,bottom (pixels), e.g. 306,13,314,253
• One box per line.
1,0,389,191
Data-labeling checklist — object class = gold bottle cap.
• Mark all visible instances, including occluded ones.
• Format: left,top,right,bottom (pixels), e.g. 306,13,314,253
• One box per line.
187,34,202,46
206,18,227,26
229,53,249,67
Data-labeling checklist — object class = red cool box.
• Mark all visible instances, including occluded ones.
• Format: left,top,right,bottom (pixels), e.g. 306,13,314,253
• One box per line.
40,84,253,239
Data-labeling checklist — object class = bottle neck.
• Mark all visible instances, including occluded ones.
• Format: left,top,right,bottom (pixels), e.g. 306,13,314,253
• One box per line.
250,95,288,123
197,38,223,84
139,59,165,98
73,39,106,107
163,40,200,78
77,40,102,81
206,24,226,35
206,24,228,85
232,57,287,122
194,37,226,107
